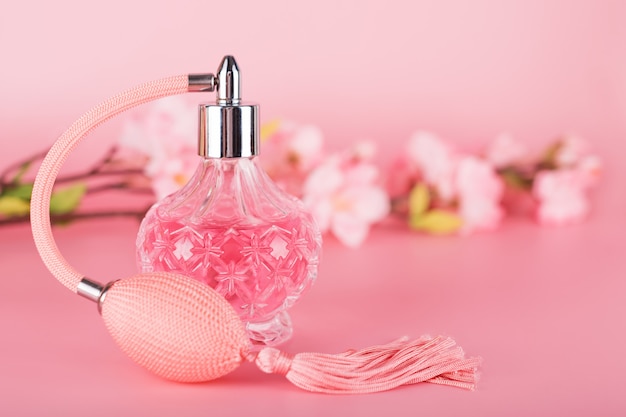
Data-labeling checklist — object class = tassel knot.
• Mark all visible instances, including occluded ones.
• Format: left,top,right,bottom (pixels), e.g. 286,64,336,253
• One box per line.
255,347,294,376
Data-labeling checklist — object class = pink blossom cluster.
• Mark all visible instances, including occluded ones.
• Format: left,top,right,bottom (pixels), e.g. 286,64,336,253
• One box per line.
117,100,390,247
260,121,389,247
116,97,601,246
484,134,601,225
388,132,504,234
118,96,198,200
524,136,600,225
387,132,601,233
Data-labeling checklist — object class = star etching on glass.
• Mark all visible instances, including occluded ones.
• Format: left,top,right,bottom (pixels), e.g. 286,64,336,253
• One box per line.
214,260,250,297
220,227,247,247
258,225,291,259
151,226,177,264
266,257,294,291
240,233,273,267
286,224,312,260
189,233,224,270
240,288,271,318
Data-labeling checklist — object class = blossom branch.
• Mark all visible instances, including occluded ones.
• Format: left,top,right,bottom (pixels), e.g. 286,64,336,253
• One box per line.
56,168,146,185
0,150,47,192
0,144,154,225
85,183,154,195
0,208,152,226
0,94,602,247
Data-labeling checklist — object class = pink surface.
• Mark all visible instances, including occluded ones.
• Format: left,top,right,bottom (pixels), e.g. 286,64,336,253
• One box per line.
2,178,626,415
2,0,626,415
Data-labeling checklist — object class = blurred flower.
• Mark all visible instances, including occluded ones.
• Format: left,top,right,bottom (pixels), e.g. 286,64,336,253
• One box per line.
577,155,602,186
119,96,198,199
532,136,601,226
406,131,456,201
259,120,324,196
350,140,377,161
455,157,504,233
554,135,588,168
240,119,390,246
386,156,419,200
392,132,504,234
303,146,389,247
2,100,601,244
485,133,528,169
533,169,591,225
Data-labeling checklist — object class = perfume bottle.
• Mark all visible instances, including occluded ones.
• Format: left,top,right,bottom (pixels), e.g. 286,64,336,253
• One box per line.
136,56,322,346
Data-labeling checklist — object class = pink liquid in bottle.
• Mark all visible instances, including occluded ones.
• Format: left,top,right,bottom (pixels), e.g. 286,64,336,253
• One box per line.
137,158,322,346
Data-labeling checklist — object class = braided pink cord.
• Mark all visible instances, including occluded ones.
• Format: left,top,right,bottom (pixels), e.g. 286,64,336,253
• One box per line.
30,75,189,293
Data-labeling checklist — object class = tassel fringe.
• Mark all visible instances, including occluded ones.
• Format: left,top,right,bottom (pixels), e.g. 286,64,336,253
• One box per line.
253,335,481,394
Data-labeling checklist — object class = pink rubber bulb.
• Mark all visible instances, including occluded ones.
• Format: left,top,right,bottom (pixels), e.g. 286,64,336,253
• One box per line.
100,272,251,382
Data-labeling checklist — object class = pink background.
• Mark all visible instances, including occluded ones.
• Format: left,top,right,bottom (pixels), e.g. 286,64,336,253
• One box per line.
2,0,626,416
2,0,626,167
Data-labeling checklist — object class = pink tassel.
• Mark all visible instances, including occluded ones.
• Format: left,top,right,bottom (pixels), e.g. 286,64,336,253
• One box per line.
253,335,481,394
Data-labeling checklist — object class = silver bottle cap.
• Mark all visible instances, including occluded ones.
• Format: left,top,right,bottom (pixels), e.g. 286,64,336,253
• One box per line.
198,56,259,158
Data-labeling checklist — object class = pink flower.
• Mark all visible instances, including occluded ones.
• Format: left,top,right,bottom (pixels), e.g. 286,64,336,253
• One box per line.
386,156,420,199
533,169,591,225
485,133,527,168
149,153,199,200
455,157,504,233
119,96,198,199
389,132,506,234
555,135,588,168
259,120,324,196
351,141,377,161
303,147,389,247
577,155,602,187
406,131,456,201
532,135,601,225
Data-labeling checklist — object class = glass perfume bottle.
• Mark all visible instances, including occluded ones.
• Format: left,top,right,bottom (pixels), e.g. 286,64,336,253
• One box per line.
136,56,322,346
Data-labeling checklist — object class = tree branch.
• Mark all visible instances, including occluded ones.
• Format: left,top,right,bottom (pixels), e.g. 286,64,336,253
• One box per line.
0,208,151,226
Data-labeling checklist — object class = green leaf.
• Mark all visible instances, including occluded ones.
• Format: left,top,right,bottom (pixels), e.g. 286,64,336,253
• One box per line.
49,183,87,215
3,183,34,200
408,183,430,217
0,195,31,216
410,209,463,235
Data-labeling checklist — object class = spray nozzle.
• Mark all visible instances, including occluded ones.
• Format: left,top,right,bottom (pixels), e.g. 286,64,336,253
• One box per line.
193,55,259,158
187,55,241,103
217,55,241,104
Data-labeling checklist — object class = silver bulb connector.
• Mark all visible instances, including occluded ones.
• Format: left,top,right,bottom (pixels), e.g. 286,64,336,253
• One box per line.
77,277,116,314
